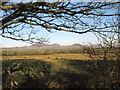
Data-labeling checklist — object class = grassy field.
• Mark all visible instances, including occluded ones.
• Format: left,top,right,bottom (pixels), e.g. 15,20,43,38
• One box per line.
2,49,120,89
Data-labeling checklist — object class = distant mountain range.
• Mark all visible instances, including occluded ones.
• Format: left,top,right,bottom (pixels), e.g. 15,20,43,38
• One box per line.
2,42,119,50
24,43,85,50
31,43,60,47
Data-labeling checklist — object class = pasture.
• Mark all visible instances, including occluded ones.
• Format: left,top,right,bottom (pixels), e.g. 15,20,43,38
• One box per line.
2,49,120,88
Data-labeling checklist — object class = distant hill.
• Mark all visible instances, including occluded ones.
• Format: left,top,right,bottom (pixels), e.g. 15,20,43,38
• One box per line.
49,44,60,46
27,43,85,50
69,43,84,47
2,43,86,50
30,43,49,47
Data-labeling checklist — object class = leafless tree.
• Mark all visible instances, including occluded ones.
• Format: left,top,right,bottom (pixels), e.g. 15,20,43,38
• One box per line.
0,1,120,43
82,31,119,88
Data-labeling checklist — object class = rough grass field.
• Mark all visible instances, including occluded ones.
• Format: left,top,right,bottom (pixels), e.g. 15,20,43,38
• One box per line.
2,49,120,89
2,53,89,61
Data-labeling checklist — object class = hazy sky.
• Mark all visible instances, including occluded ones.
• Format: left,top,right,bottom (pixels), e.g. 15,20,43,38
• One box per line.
1,29,98,47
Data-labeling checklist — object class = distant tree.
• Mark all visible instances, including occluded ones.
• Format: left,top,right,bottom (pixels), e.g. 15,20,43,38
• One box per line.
0,1,120,43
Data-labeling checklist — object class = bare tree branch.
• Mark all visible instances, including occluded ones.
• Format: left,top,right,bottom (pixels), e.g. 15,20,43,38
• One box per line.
0,1,119,42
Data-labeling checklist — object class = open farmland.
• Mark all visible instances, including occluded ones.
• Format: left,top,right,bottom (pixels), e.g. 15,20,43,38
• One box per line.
2,48,120,89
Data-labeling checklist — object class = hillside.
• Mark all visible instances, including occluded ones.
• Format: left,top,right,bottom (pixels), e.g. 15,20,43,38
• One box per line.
29,43,85,50
2,43,85,51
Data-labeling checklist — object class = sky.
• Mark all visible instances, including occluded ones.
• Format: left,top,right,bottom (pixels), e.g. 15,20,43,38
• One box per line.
8,0,119,2
1,29,98,47
0,2,99,48
1,1,118,48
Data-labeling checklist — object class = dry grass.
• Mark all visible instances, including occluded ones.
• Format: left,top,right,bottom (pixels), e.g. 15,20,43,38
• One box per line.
2,53,90,61
2,49,119,88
